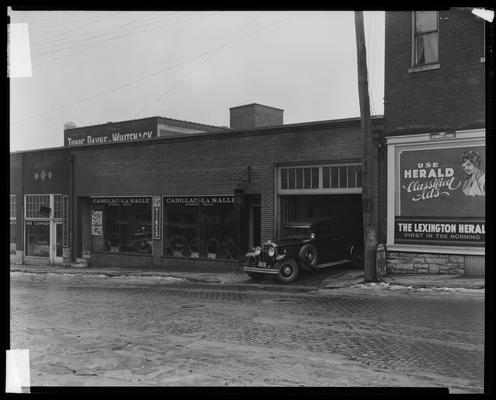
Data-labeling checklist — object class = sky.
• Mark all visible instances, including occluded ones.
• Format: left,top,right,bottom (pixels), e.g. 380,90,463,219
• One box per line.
8,9,385,152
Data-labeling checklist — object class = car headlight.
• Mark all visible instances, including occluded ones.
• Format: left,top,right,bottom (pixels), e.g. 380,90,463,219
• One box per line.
254,246,261,256
268,247,275,257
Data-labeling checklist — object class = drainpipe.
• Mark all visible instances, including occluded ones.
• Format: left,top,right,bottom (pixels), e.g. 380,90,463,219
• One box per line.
68,154,75,263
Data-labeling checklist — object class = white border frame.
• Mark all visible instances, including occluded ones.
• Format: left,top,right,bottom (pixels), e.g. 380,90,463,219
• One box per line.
386,129,485,255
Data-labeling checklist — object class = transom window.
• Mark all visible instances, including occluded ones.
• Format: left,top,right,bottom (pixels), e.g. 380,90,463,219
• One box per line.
279,164,361,194
413,11,439,66
25,195,50,218
25,194,64,219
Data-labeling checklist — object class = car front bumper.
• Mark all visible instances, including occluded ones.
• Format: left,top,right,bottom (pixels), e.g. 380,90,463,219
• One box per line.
244,266,279,274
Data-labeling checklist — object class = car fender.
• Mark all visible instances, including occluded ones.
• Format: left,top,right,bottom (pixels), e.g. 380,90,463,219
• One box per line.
275,253,286,261
245,251,258,258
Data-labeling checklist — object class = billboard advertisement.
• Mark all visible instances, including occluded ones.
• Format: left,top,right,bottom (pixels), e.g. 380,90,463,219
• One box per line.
396,145,485,246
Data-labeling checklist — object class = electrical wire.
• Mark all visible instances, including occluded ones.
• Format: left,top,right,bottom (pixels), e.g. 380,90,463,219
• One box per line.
131,12,263,119
31,13,214,68
30,11,122,46
31,11,183,52
12,14,293,125
28,12,113,31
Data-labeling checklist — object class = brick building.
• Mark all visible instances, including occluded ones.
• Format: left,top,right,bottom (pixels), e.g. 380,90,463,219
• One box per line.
383,9,486,275
10,104,384,269
10,9,485,276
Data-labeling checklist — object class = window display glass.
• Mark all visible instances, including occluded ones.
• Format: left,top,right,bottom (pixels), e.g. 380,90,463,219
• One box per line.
91,197,152,253
25,221,50,257
10,221,16,255
163,196,236,259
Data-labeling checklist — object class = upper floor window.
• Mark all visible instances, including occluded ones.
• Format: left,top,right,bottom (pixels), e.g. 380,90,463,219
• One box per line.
413,11,439,66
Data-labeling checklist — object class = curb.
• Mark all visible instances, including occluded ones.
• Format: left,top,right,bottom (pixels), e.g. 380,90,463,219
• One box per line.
10,267,484,291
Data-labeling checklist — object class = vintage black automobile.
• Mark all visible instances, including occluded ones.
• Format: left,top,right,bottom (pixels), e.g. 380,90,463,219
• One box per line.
244,216,363,283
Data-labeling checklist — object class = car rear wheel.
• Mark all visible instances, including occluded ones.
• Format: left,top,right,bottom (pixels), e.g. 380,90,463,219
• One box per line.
298,244,319,267
276,259,299,283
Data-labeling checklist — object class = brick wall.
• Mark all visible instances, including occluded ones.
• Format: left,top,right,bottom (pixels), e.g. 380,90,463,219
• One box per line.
387,251,465,274
10,148,69,252
22,148,69,194
384,10,485,136
71,119,382,247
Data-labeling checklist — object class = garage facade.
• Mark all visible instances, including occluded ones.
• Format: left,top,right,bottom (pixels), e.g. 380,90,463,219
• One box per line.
10,105,384,270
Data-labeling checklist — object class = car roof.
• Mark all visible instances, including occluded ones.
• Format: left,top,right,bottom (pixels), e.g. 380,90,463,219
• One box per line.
285,216,344,227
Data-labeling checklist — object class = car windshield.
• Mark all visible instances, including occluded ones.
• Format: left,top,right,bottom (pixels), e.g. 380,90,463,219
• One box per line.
281,226,312,239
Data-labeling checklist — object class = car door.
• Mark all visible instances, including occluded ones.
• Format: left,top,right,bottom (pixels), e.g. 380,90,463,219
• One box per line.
328,219,346,261
313,222,334,263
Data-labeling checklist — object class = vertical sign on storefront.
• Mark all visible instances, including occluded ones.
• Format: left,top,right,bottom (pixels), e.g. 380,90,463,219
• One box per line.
152,196,161,240
91,210,103,236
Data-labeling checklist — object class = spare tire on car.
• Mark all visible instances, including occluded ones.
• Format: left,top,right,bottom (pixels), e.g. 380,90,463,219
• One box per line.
298,243,319,267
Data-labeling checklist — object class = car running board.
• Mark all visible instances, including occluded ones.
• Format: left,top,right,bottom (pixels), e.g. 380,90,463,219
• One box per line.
313,259,351,269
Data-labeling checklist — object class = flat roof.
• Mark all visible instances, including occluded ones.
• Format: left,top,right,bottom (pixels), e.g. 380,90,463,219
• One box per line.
229,103,285,112
11,115,384,154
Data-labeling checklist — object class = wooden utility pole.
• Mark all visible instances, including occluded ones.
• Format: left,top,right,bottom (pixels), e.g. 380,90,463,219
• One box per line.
354,11,378,282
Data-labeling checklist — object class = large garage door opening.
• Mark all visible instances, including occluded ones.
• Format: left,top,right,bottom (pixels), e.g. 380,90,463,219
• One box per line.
279,194,363,240
276,163,363,241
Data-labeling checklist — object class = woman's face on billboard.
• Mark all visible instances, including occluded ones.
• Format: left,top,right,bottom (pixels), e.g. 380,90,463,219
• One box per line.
461,159,477,175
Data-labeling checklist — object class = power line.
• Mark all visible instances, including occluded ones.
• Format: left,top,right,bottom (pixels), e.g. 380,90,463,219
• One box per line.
28,12,112,31
31,12,214,68
31,11,182,52
132,12,263,119
30,11,122,46
12,14,293,125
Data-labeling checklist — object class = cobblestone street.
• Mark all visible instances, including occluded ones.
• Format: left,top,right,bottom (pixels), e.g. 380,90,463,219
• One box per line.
10,272,484,392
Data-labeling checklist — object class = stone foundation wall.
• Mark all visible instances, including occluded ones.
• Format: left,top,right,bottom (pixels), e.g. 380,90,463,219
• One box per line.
387,251,465,274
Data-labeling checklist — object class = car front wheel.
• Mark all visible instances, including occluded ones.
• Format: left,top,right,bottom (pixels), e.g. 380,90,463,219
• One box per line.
276,259,299,283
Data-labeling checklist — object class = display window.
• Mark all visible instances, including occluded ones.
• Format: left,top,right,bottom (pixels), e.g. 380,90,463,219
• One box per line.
163,196,237,259
10,221,16,255
91,197,152,254
25,221,50,257
10,195,16,255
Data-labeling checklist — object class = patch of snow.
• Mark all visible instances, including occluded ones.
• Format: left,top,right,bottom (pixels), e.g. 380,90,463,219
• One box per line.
109,275,186,282
351,281,483,294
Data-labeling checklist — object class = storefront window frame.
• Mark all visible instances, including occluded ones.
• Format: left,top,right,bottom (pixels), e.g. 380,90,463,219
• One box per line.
10,195,16,255
162,196,237,260
24,194,64,259
90,196,153,255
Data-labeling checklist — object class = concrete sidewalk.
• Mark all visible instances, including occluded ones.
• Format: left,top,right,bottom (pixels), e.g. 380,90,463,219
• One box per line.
10,263,484,291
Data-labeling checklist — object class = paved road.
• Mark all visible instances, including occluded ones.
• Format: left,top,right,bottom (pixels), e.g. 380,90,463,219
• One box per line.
10,272,484,391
